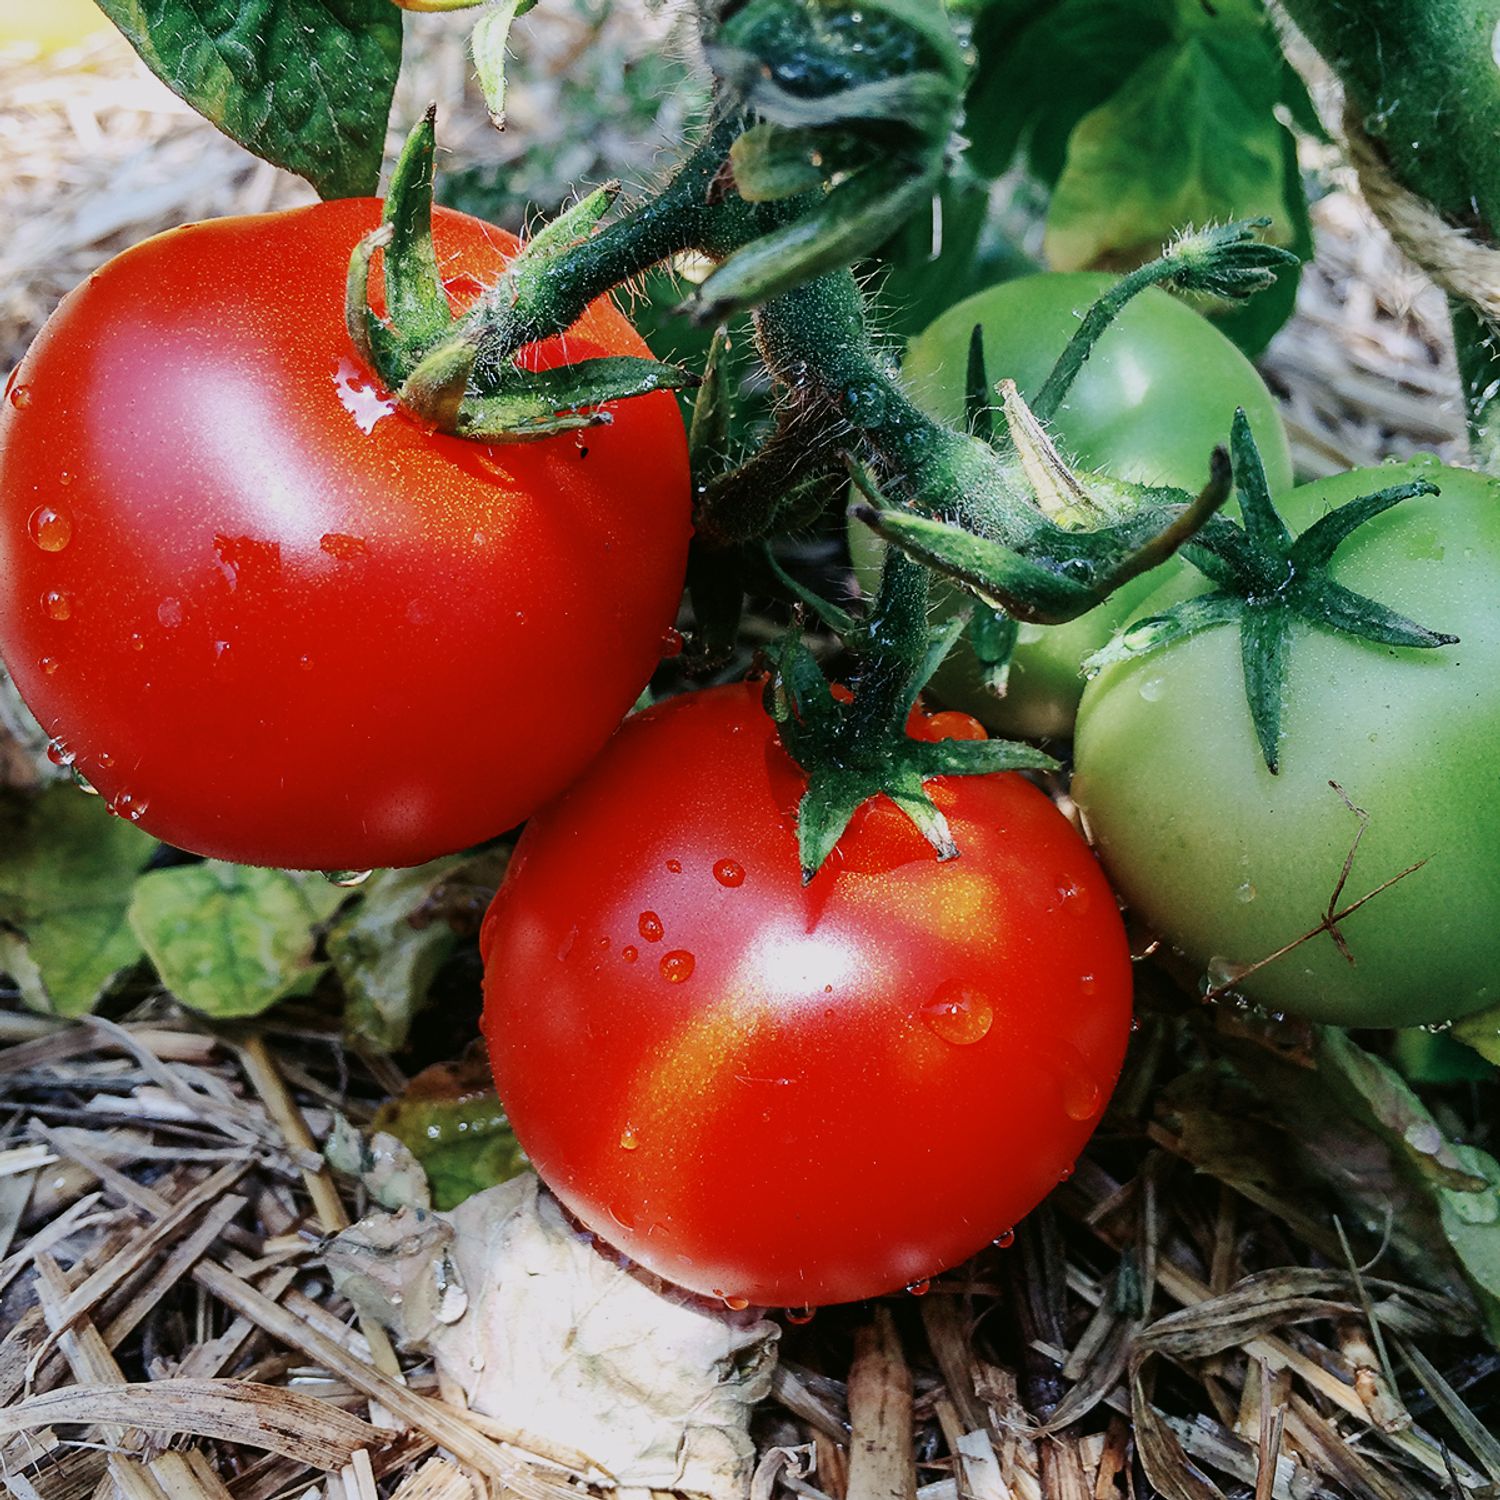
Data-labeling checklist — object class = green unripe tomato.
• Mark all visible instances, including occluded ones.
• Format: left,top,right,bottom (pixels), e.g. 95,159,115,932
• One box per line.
850,272,1294,738
1073,458,1500,1029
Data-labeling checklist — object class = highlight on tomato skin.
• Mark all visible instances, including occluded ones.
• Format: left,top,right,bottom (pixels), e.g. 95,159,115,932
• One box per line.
480,681,1134,1309
0,199,692,870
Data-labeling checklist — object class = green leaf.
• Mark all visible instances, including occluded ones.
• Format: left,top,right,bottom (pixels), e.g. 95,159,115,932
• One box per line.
128,863,346,1018
95,0,402,199
965,0,1173,182
470,0,538,129
1043,30,1288,275
0,786,154,1016
372,1056,528,1210
331,851,506,1053
1316,1028,1500,1340
1451,1004,1500,1068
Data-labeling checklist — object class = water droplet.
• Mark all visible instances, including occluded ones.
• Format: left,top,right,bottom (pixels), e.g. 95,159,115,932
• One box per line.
298,654,314,670
324,869,373,888
6,380,33,410
28,506,72,551
1058,1164,1074,1182
906,1279,930,1297
40,590,71,622
713,858,746,888
619,1125,639,1151
157,597,183,629
72,766,99,796
332,357,397,434
1060,558,1093,583
785,1306,815,1325
609,1201,636,1231
58,470,72,487
660,950,695,983
921,980,993,1046
661,627,684,658
46,738,74,767
108,789,149,823
1055,876,1092,913
622,945,639,963
1080,973,1097,995
1062,1070,1101,1122
1235,881,1257,904
1203,955,1248,993
96,750,114,769
638,911,664,943
1138,675,1165,702
665,859,682,874
38,656,58,675
1122,621,1159,652
128,633,145,652
992,1228,1015,1249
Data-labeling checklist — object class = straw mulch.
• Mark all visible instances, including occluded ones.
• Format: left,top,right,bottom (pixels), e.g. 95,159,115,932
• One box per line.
2,14,1496,1500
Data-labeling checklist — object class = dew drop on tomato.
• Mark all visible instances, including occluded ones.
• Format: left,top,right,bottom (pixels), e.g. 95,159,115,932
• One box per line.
28,505,71,551
41,591,70,622
9,383,31,409
660,627,684,658
713,858,745,888
157,597,183,629
660,950,695,983
619,1125,639,1151
324,869,373,888
665,859,682,874
97,750,114,768
46,738,73,767
992,1228,1016,1249
921,980,994,1045
622,945,638,963
128,633,145,652
638,911,664,943
721,1294,750,1311
905,1279,931,1297
108,789,149,823
785,1306,815,1325
609,1201,637,1231
38,656,58,675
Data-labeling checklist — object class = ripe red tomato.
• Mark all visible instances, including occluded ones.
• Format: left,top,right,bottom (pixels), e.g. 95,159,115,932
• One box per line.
481,682,1133,1307
0,201,690,869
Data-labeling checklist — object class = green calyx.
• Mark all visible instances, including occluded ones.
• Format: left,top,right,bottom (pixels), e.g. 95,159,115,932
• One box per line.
346,110,699,440
1086,410,1459,772
763,549,1055,883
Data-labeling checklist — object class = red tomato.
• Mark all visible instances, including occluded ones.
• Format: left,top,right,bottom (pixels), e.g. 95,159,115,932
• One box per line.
481,683,1133,1307
0,201,690,869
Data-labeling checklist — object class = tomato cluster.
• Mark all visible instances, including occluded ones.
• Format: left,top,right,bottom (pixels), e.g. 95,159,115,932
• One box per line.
4,199,1493,1313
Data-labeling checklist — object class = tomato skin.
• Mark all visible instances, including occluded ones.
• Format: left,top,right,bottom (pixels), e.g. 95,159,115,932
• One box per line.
0,201,690,869
480,682,1133,1307
1073,459,1500,1029
851,272,1294,738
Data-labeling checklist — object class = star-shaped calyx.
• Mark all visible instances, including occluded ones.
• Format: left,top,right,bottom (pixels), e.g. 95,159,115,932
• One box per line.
1086,410,1460,772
